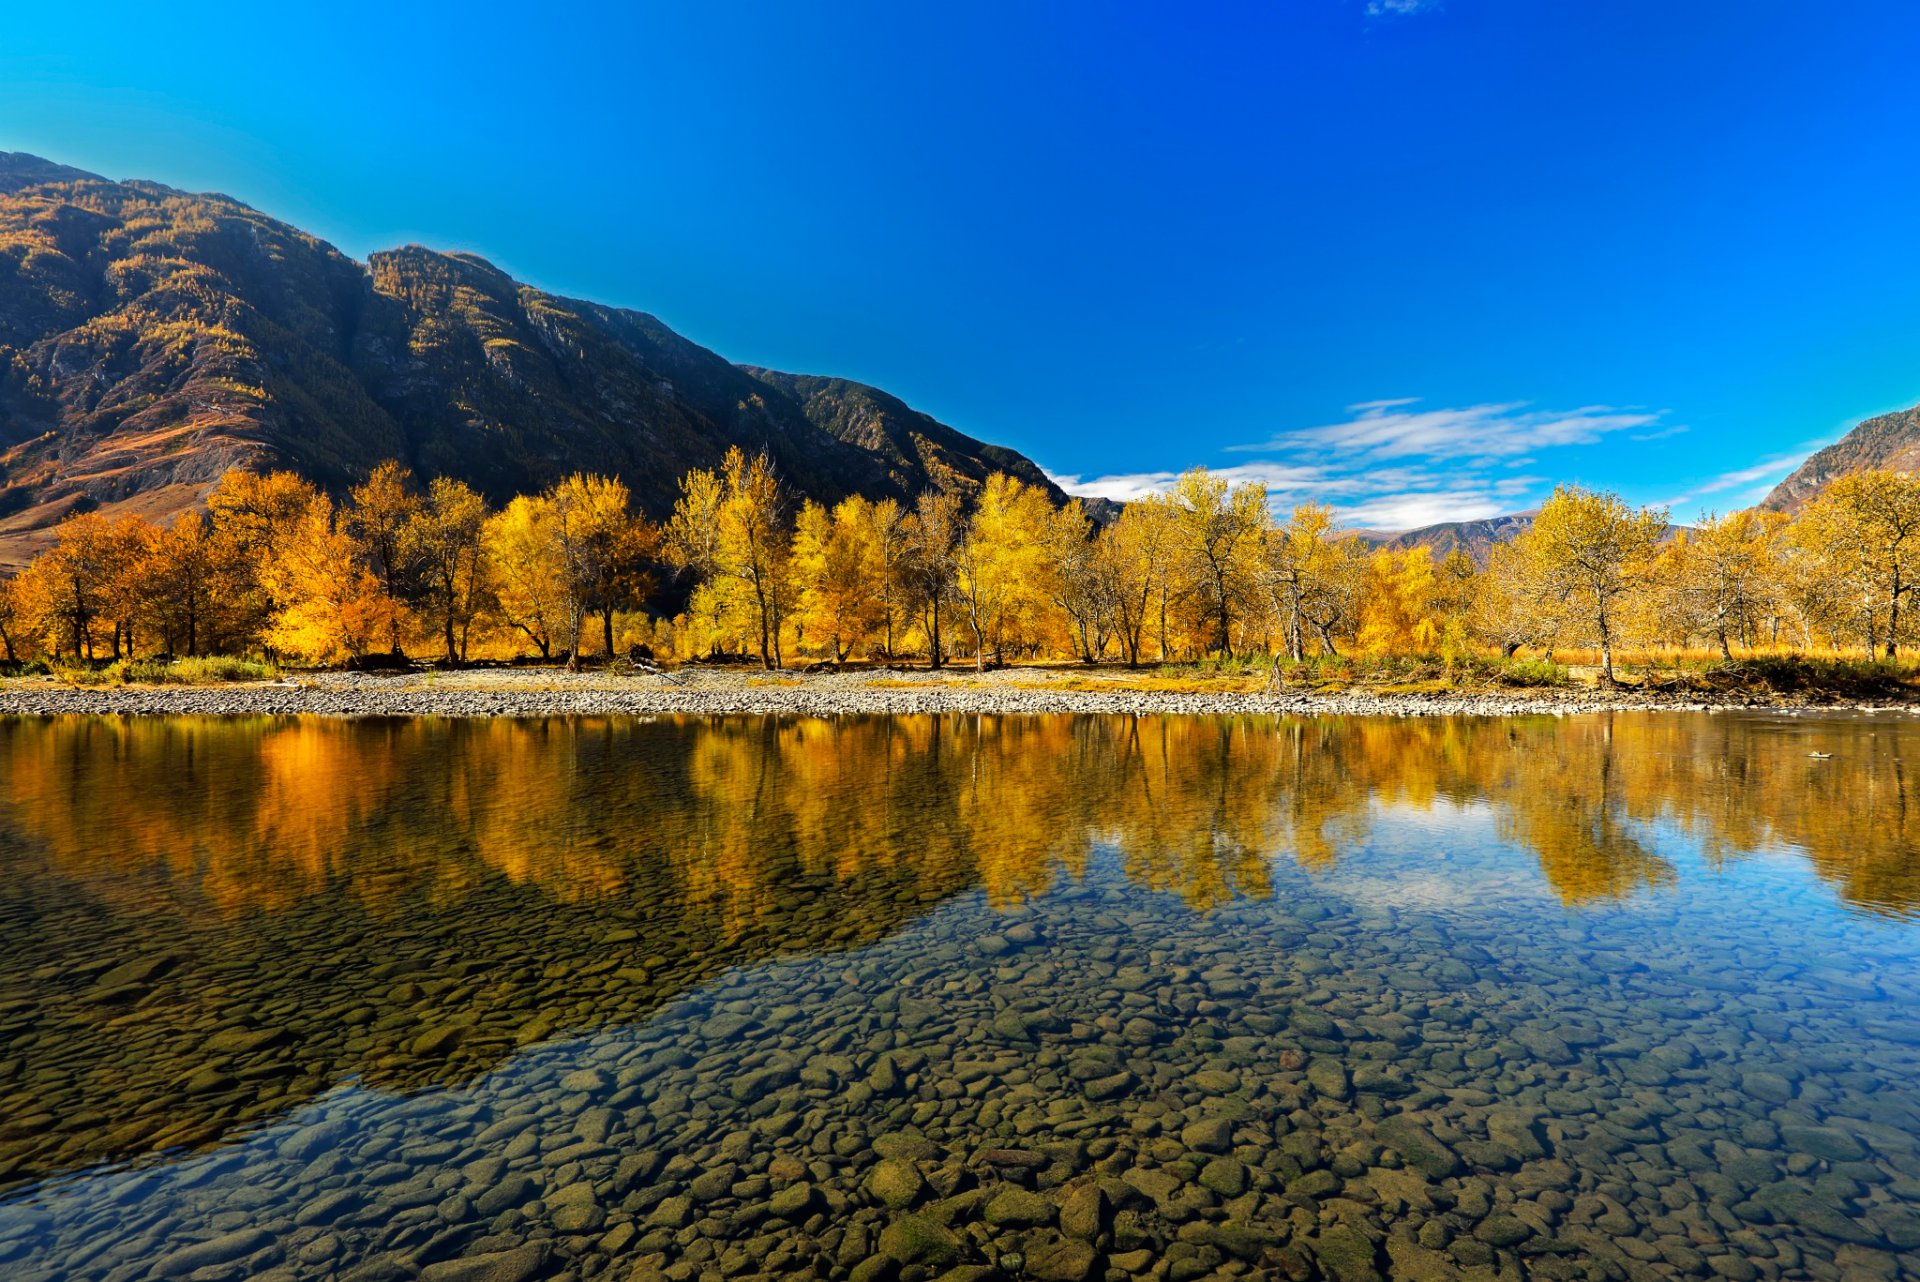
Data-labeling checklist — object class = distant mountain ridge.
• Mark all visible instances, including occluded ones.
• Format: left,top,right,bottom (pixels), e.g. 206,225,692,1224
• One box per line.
0,153,1073,569
1759,403,1920,513
1353,512,1538,564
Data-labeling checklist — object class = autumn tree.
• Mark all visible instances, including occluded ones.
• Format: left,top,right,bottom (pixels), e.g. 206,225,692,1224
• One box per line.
955,474,1054,669
346,461,423,655
790,496,883,662
867,497,911,658
261,492,402,664
1653,509,1786,658
403,477,493,663
666,449,791,669
1096,498,1175,667
0,574,24,662
1357,546,1445,655
1796,469,1920,657
12,513,126,658
1472,542,1552,658
146,512,251,656
485,496,565,658
550,474,656,664
1296,533,1369,657
902,489,964,669
1265,504,1344,661
1169,468,1269,656
205,469,321,642
1518,484,1668,683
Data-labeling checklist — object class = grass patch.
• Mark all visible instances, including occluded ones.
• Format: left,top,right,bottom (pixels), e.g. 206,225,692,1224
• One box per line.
56,656,280,686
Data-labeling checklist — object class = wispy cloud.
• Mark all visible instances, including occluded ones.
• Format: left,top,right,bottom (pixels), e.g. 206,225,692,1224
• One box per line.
1231,399,1662,462
1367,0,1438,14
1658,451,1804,512
1046,463,1332,504
1052,397,1669,532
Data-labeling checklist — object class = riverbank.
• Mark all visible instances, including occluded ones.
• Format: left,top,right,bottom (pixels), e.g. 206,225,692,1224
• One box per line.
1,663,1911,718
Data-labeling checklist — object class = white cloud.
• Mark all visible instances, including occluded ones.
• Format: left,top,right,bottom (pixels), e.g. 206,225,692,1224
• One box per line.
1338,491,1507,530
1050,396,1675,534
1232,400,1662,462
1047,462,1333,504
1658,452,1802,511
1366,0,1438,14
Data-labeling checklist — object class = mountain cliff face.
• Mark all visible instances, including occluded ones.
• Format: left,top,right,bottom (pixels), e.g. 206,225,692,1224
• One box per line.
0,154,1067,569
1759,403,1920,513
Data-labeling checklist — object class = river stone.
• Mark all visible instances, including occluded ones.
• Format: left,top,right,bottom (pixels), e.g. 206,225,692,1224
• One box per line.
769,1182,817,1218
1310,1224,1381,1282
1308,1059,1350,1099
154,1229,273,1278
867,1159,927,1208
1059,1184,1106,1241
418,1244,550,1282
1198,1156,1247,1197
879,1214,960,1266
647,1195,695,1228
1473,1214,1532,1247
1082,1070,1135,1101
1025,1234,1098,1281
1780,1126,1867,1163
1375,1116,1460,1178
985,1187,1055,1227
1180,1117,1233,1153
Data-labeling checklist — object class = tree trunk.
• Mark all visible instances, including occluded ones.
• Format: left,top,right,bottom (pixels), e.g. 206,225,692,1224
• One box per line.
929,598,943,670
1718,628,1732,661
602,606,616,660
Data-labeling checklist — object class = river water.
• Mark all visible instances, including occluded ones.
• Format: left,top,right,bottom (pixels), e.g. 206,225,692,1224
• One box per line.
0,711,1916,1281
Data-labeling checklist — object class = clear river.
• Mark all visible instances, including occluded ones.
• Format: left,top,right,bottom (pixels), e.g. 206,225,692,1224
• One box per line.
0,711,1917,1282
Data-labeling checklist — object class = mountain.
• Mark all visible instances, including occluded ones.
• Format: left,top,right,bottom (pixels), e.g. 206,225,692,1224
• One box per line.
1354,512,1538,564
0,153,1071,570
1758,402,1920,513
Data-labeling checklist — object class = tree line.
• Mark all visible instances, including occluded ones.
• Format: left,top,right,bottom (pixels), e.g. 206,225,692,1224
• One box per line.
4,448,1920,677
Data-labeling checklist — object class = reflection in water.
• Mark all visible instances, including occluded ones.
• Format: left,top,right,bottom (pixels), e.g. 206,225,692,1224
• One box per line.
1,711,1919,1281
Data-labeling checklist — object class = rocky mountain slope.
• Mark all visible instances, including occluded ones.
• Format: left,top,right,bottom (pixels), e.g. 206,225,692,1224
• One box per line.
0,154,1071,569
1759,402,1920,513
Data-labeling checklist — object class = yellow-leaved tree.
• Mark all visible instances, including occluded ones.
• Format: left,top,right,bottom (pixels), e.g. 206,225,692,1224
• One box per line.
903,489,964,669
954,473,1054,669
0,574,21,662
549,474,656,665
1794,469,1920,657
1096,496,1176,667
1357,546,1444,656
666,449,791,669
790,495,883,662
1651,509,1786,658
403,477,493,663
345,461,423,656
485,495,566,659
1169,467,1269,657
1517,484,1668,683
261,493,402,664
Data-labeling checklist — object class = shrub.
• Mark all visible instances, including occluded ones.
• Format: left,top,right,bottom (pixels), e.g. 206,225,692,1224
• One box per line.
1494,658,1569,688
56,656,279,686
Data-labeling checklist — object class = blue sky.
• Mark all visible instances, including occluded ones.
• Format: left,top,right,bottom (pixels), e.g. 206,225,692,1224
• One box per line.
4,1,1917,528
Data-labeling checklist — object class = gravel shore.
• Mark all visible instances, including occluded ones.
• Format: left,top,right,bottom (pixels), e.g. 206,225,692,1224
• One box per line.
0,666,1894,719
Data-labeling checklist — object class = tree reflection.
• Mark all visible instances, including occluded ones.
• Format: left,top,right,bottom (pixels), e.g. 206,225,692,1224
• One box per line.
0,710,1914,1187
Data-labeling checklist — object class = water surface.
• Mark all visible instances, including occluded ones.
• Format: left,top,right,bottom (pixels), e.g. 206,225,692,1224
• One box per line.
1,711,1917,1281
